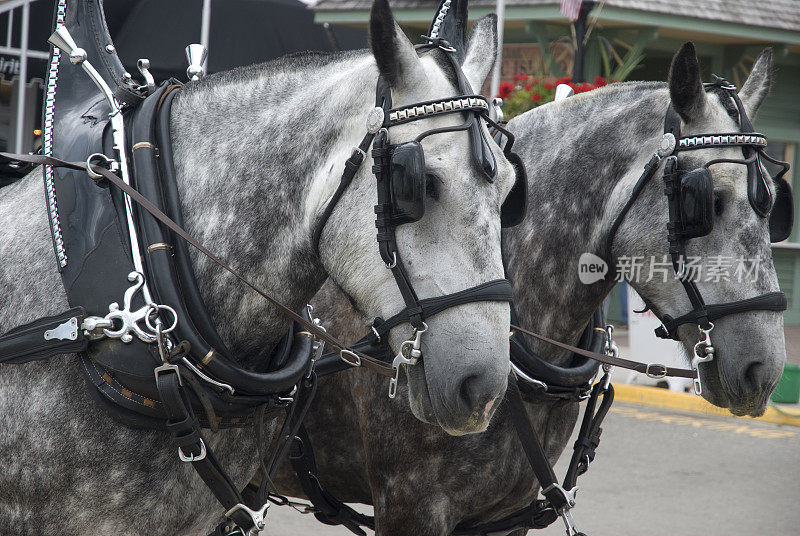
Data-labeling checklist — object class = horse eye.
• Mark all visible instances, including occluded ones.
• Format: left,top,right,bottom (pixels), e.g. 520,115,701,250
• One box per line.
425,173,440,201
714,196,724,217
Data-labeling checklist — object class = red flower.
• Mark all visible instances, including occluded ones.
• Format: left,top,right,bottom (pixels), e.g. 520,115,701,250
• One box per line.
556,75,572,85
512,73,524,83
594,76,607,87
521,74,530,81
524,83,532,92
497,81,514,99
532,77,539,84
531,93,542,102
543,82,554,90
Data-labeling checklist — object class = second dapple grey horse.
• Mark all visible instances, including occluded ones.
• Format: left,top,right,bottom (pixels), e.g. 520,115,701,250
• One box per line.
274,44,787,535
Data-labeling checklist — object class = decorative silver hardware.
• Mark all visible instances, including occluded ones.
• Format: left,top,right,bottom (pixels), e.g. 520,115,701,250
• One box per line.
44,317,79,341
511,361,548,392
691,323,715,395
105,44,115,53
388,323,427,399
366,107,385,134
178,438,207,463
48,26,86,64
85,152,118,179
601,325,617,390
554,83,574,102
490,97,504,124
427,0,452,39
136,58,156,94
385,251,397,270
645,363,668,379
181,358,235,394
43,4,72,269
49,26,155,307
225,502,269,535
185,44,207,81
542,483,581,536
388,97,489,124
81,272,178,344
658,133,676,157
340,349,361,368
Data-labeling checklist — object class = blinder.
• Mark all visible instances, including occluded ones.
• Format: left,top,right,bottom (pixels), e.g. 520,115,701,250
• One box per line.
389,141,426,224
501,151,528,228
673,164,714,240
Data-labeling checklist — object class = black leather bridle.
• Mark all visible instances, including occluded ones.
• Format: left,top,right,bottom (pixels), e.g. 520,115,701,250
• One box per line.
311,36,524,395
604,76,790,394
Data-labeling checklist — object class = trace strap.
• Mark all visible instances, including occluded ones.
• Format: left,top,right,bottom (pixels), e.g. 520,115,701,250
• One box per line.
0,151,395,379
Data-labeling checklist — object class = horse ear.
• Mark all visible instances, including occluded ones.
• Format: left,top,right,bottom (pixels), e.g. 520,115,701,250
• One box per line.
738,48,773,119
668,42,706,123
369,0,424,88
461,14,497,92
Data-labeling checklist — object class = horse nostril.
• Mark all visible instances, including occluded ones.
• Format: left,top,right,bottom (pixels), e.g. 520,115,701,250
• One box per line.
744,361,765,389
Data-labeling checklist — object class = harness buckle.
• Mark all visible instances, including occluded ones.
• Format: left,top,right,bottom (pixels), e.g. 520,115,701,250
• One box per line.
645,363,668,379
177,438,206,462
225,502,269,535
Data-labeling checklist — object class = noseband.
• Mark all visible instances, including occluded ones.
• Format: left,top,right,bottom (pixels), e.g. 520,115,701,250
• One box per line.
604,76,791,394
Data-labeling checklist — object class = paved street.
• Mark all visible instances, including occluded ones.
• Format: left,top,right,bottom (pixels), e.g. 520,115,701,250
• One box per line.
265,401,800,535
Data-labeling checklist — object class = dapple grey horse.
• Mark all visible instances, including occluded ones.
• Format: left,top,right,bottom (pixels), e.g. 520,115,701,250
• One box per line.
274,44,786,535
0,1,516,533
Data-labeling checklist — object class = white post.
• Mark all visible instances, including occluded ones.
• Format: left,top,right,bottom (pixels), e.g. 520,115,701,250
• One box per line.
14,1,29,154
201,0,211,69
490,0,505,98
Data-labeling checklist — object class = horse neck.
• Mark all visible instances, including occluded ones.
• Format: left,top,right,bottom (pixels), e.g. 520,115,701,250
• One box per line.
168,51,376,361
504,82,668,365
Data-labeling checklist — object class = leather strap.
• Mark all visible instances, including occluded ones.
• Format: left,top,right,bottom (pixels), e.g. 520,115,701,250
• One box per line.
0,151,396,379
511,323,697,379
155,368,256,532
655,291,787,339
0,306,87,363
371,279,514,341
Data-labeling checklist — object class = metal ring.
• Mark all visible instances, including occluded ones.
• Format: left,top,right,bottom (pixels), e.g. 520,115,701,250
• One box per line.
645,363,668,379
144,304,178,334
385,252,397,269
340,349,361,367
86,153,113,179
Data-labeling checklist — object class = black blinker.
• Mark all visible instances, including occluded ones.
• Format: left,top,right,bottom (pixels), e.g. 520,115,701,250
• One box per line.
390,141,426,223
501,151,528,228
679,167,714,239
770,175,794,242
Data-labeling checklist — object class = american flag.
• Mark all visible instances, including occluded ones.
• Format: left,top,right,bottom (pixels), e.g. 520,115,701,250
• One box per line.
559,0,583,21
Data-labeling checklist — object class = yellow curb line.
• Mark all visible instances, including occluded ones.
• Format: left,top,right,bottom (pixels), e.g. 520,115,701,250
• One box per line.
612,383,800,427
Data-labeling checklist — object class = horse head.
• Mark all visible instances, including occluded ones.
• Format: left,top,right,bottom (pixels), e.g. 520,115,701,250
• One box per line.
319,1,516,434
612,43,788,416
